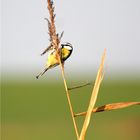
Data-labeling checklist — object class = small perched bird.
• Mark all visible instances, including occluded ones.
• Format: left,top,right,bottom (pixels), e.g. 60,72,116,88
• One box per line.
36,42,73,79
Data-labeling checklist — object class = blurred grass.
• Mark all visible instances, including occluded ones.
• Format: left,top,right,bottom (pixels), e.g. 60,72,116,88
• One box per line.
1,78,140,140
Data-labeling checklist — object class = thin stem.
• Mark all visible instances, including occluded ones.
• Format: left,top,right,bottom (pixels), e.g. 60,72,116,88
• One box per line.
46,0,79,139
68,82,91,91
57,54,79,139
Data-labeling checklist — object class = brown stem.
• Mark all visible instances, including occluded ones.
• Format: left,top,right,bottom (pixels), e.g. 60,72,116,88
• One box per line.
59,60,79,139
68,82,91,91
47,0,79,139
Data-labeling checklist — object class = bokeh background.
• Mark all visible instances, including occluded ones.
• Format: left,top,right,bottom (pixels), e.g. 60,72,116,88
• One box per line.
1,0,140,140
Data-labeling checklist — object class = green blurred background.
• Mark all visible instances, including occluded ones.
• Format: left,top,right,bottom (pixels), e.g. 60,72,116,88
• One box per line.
1,75,140,140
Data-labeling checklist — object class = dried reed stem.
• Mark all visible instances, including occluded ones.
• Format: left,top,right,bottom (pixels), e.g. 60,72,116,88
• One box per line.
58,59,79,139
75,101,140,117
68,82,91,91
79,49,106,140
47,0,79,139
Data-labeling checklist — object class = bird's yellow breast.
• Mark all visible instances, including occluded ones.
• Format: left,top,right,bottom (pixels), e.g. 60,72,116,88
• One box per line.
61,48,71,60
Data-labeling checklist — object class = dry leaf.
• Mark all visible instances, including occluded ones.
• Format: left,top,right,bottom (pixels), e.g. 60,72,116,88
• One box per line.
79,49,106,140
75,102,140,117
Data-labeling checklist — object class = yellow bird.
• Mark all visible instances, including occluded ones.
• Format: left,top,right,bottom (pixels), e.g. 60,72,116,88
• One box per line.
36,42,73,79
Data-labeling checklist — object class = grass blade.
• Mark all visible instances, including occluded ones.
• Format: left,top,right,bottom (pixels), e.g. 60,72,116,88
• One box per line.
75,102,140,117
79,49,106,140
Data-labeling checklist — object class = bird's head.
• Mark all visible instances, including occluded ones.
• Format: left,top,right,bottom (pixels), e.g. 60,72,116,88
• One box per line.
61,42,73,51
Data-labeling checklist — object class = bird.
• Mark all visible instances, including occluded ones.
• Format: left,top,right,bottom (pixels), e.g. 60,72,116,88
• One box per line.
36,42,73,79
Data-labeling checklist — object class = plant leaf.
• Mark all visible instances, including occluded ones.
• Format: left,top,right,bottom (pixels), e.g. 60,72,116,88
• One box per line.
79,49,106,140
75,102,140,117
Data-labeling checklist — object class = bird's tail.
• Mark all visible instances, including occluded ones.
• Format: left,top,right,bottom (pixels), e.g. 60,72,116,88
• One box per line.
36,67,49,79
